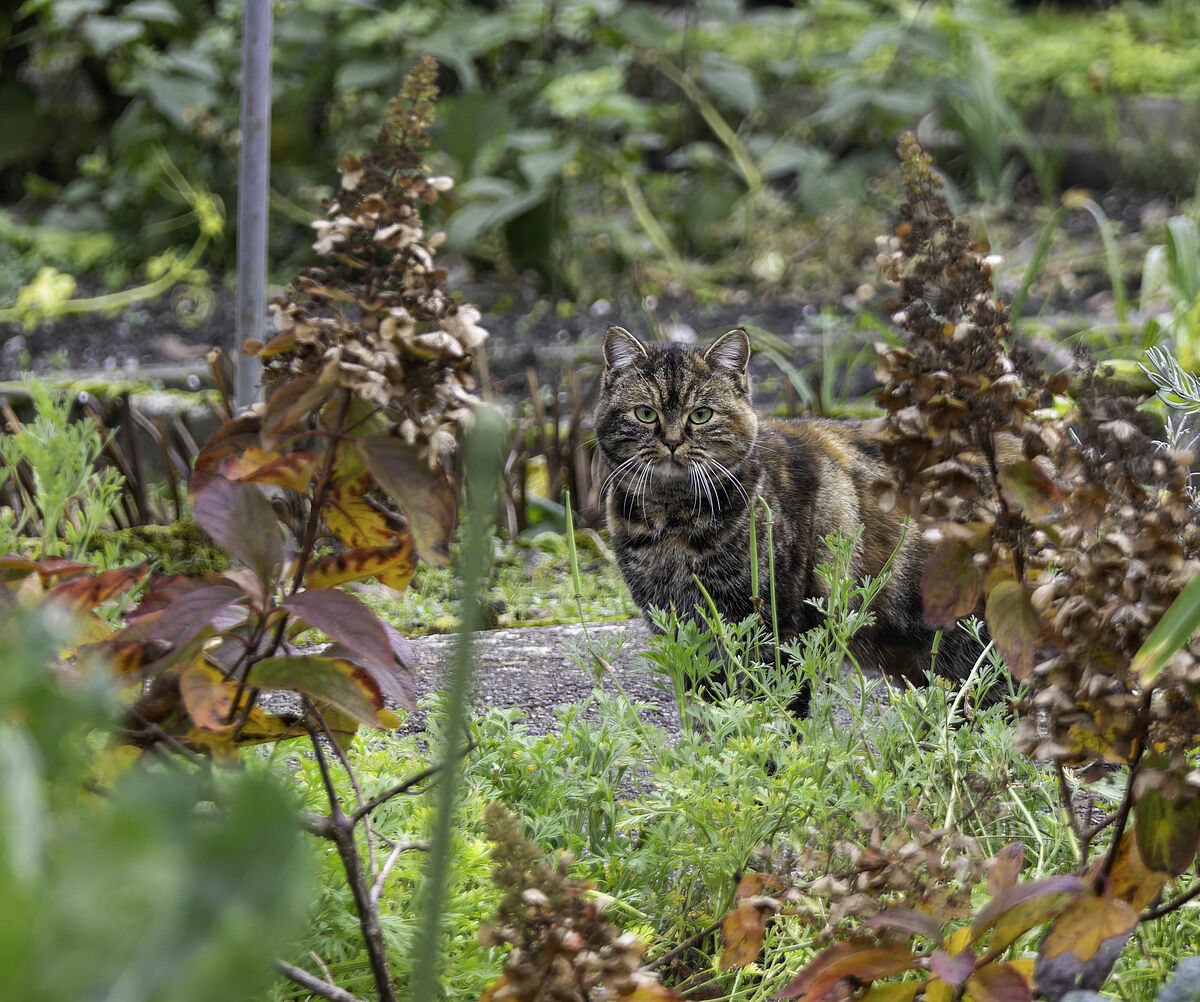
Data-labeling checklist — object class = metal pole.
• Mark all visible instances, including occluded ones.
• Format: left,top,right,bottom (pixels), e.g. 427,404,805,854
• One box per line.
234,0,272,411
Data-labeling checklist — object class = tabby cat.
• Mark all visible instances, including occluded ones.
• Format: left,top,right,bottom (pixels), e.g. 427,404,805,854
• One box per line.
594,325,986,705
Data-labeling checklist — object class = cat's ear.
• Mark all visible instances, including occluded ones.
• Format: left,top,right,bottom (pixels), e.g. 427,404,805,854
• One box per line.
603,326,648,373
704,329,751,384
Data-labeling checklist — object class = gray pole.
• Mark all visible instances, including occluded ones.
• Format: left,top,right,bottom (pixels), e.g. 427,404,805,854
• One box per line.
234,0,272,411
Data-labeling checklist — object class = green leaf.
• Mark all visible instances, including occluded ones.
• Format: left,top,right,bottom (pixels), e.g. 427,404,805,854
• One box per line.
192,478,283,592
1135,792,1200,876
141,69,216,129
356,436,456,566
334,59,397,92
615,3,672,47
250,655,398,727
445,188,549,249
985,577,1042,680
121,0,183,26
698,59,761,116
79,15,144,54
997,461,1062,525
1131,568,1200,684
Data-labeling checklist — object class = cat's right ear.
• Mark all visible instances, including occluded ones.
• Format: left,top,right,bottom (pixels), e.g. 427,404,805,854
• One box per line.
603,326,648,374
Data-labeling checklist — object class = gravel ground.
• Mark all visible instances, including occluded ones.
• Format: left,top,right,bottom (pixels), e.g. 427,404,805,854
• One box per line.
397,618,682,736
396,617,889,740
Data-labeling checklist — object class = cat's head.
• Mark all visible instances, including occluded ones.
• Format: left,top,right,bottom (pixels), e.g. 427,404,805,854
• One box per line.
594,325,758,492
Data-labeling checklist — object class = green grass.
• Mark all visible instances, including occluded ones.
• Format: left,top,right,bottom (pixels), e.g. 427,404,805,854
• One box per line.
275,525,1200,1001
360,530,639,635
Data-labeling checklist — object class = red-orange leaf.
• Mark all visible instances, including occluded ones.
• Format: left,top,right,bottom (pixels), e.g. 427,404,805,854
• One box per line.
735,873,785,901
865,908,944,944
970,875,1088,958
283,589,396,673
720,902,766,970
357,434,456,566
89,639,174,676
49,563,149,613
189,414,263,494
929,948,976,988
193,477,283,591
0,554,93,582
922,527,989,627
776,942,919,1001
262,373,335,438
1040,891,1138,962
257,330,298,357
997,461,1063,525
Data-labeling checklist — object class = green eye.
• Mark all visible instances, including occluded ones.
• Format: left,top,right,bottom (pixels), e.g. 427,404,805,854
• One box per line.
690,406,713,425
634,405,657,423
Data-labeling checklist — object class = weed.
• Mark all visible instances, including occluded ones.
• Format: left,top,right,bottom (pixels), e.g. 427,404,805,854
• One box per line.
0,380,125,559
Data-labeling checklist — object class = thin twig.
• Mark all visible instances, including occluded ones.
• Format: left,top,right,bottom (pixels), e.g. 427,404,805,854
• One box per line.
309,700,379,882
644,919,723,972
125,710,210,767
302,714,398,1002
1094,689,1154,892
274,959,366,1002
349,738,477,825
1141,880,1200,921
370,839,432,905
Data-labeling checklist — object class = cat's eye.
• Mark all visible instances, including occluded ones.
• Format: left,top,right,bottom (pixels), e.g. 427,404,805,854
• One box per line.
689,406,713,425
633,405,657,423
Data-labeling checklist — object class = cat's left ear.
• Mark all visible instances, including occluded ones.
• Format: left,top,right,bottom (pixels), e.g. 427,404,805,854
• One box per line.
704,329,751,387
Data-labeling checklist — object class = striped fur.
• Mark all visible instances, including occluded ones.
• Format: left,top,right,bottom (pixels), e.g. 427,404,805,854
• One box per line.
595,326,982,689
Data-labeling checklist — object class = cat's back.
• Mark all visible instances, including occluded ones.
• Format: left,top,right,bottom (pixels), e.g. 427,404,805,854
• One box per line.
756,414,893,501
754,414,912,588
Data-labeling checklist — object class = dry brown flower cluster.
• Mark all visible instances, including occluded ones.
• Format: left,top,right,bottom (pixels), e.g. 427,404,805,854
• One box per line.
776,812,988,944
875,133,1200,801
259,54,486,467
479,804,681,1002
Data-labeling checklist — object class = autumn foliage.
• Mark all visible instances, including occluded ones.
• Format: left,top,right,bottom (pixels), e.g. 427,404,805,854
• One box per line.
1,56,489,1002
718,135,1200,1000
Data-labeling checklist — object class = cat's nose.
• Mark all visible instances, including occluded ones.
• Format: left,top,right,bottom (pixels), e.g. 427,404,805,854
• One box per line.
664,437,684,453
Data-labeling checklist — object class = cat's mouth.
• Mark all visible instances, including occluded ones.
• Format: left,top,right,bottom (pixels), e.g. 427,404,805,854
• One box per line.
654,456,691,479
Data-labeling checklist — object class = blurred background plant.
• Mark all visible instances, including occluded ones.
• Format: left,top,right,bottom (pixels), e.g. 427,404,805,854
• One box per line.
4,0,1200,314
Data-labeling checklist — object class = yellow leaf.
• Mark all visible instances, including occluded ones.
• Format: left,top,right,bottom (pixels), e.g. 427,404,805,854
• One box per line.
719,902,765,970
926,977,953,1002
857,981,924,1002
1041,893,1138,961
304,536,415,592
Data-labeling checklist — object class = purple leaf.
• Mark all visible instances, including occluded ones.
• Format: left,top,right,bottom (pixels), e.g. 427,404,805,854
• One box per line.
193,477,283,590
